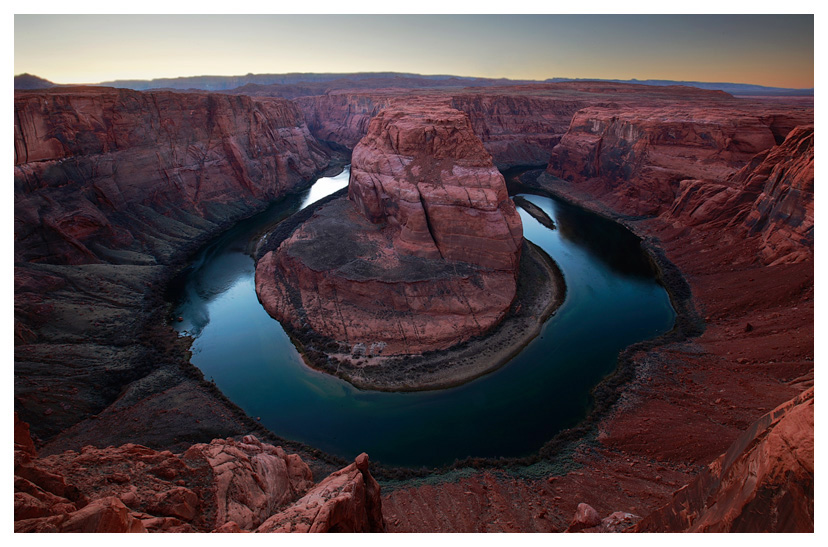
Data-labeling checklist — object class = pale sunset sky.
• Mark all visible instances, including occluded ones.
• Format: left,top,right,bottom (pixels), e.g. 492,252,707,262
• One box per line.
13,10,816,89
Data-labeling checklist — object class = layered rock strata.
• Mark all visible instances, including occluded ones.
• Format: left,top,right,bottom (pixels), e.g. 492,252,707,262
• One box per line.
545,103,812,217
15,87,331,265
14,81,814,533
380,99,812,532
667,124,813,265
14,413,385,533
13,86,336,455
634,387,814,532
256,106,523,358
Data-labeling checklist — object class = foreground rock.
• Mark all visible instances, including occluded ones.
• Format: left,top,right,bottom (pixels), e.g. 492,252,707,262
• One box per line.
256,453,385,532
635,387,813,532
256,105,524,361
14,413,384,533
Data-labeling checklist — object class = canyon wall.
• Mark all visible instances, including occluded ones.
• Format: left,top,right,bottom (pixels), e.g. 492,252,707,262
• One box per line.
14,87,336,454
545,103,812,216
667,124,813,265
448,92,590,168
14,82,814,533
15,87,332,265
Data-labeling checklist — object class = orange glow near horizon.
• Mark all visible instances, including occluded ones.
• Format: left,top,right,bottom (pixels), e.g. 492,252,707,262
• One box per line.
14,15,815,89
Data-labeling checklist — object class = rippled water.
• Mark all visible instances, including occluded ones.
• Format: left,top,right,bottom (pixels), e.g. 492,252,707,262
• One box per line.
171,167,675,468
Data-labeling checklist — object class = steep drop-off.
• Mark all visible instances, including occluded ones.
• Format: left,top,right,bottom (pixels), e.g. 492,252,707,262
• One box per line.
545,104,812,216
15,87,331,265
13,87,340,459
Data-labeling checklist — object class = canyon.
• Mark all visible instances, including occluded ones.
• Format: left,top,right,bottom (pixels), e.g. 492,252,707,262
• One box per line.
253,104,564,389
14,79,813,532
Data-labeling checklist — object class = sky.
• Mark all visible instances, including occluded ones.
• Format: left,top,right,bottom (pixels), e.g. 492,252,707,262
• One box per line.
13,13,816,90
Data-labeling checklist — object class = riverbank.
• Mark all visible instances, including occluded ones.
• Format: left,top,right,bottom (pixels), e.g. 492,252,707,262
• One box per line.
18,161,351,481
378,168,812,531
282,237,564,392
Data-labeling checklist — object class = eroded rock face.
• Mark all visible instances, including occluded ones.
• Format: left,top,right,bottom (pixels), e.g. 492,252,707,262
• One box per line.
256,105,522,356
14,414,383,533
635,388,814,532
256,453,386,532
667,125,814,265
13,86,334,448
348,106,522,271
546,105,812,216
14,87,331,265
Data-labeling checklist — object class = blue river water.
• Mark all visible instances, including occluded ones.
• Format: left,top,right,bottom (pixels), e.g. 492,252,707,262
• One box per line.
171,167,675,468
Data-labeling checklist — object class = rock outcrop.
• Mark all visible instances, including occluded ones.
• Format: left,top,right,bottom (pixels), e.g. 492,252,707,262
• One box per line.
256,105,523,357
14,413,383,533
667,124,814,265
256,453,386,532
546,104,812,216
348,105,523,271
15,87,331,265
634,388,814,532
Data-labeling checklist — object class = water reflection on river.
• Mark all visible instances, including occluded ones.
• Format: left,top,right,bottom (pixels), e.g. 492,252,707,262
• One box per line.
171,167,675,468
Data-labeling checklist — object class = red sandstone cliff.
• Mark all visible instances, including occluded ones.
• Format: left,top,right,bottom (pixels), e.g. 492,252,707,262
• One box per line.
545,105,811,216
668,125,813,265
15,87,332,265
449,92,590,168
14,82,815,533
13,86,335,455
14,413,385,533
634,388,813,532
256,105,522,357
296,92,394,150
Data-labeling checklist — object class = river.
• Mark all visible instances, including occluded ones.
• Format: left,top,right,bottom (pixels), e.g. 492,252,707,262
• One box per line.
170,167,675,468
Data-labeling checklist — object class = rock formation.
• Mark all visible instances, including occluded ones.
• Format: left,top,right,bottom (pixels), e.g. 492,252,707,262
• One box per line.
634,388,814,532
256,453,385,532
15,87,331,265
545,105,809,216
667,124,813,265
256,105,523,357
13,86,336,452
13,79,814,533
14,413,384,533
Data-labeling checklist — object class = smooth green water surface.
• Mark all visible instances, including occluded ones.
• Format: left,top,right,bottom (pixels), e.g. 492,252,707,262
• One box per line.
172,167,675,468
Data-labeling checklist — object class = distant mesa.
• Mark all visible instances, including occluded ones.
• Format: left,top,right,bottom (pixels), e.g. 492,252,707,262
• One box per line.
14,73,57,90
15,71,812,97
